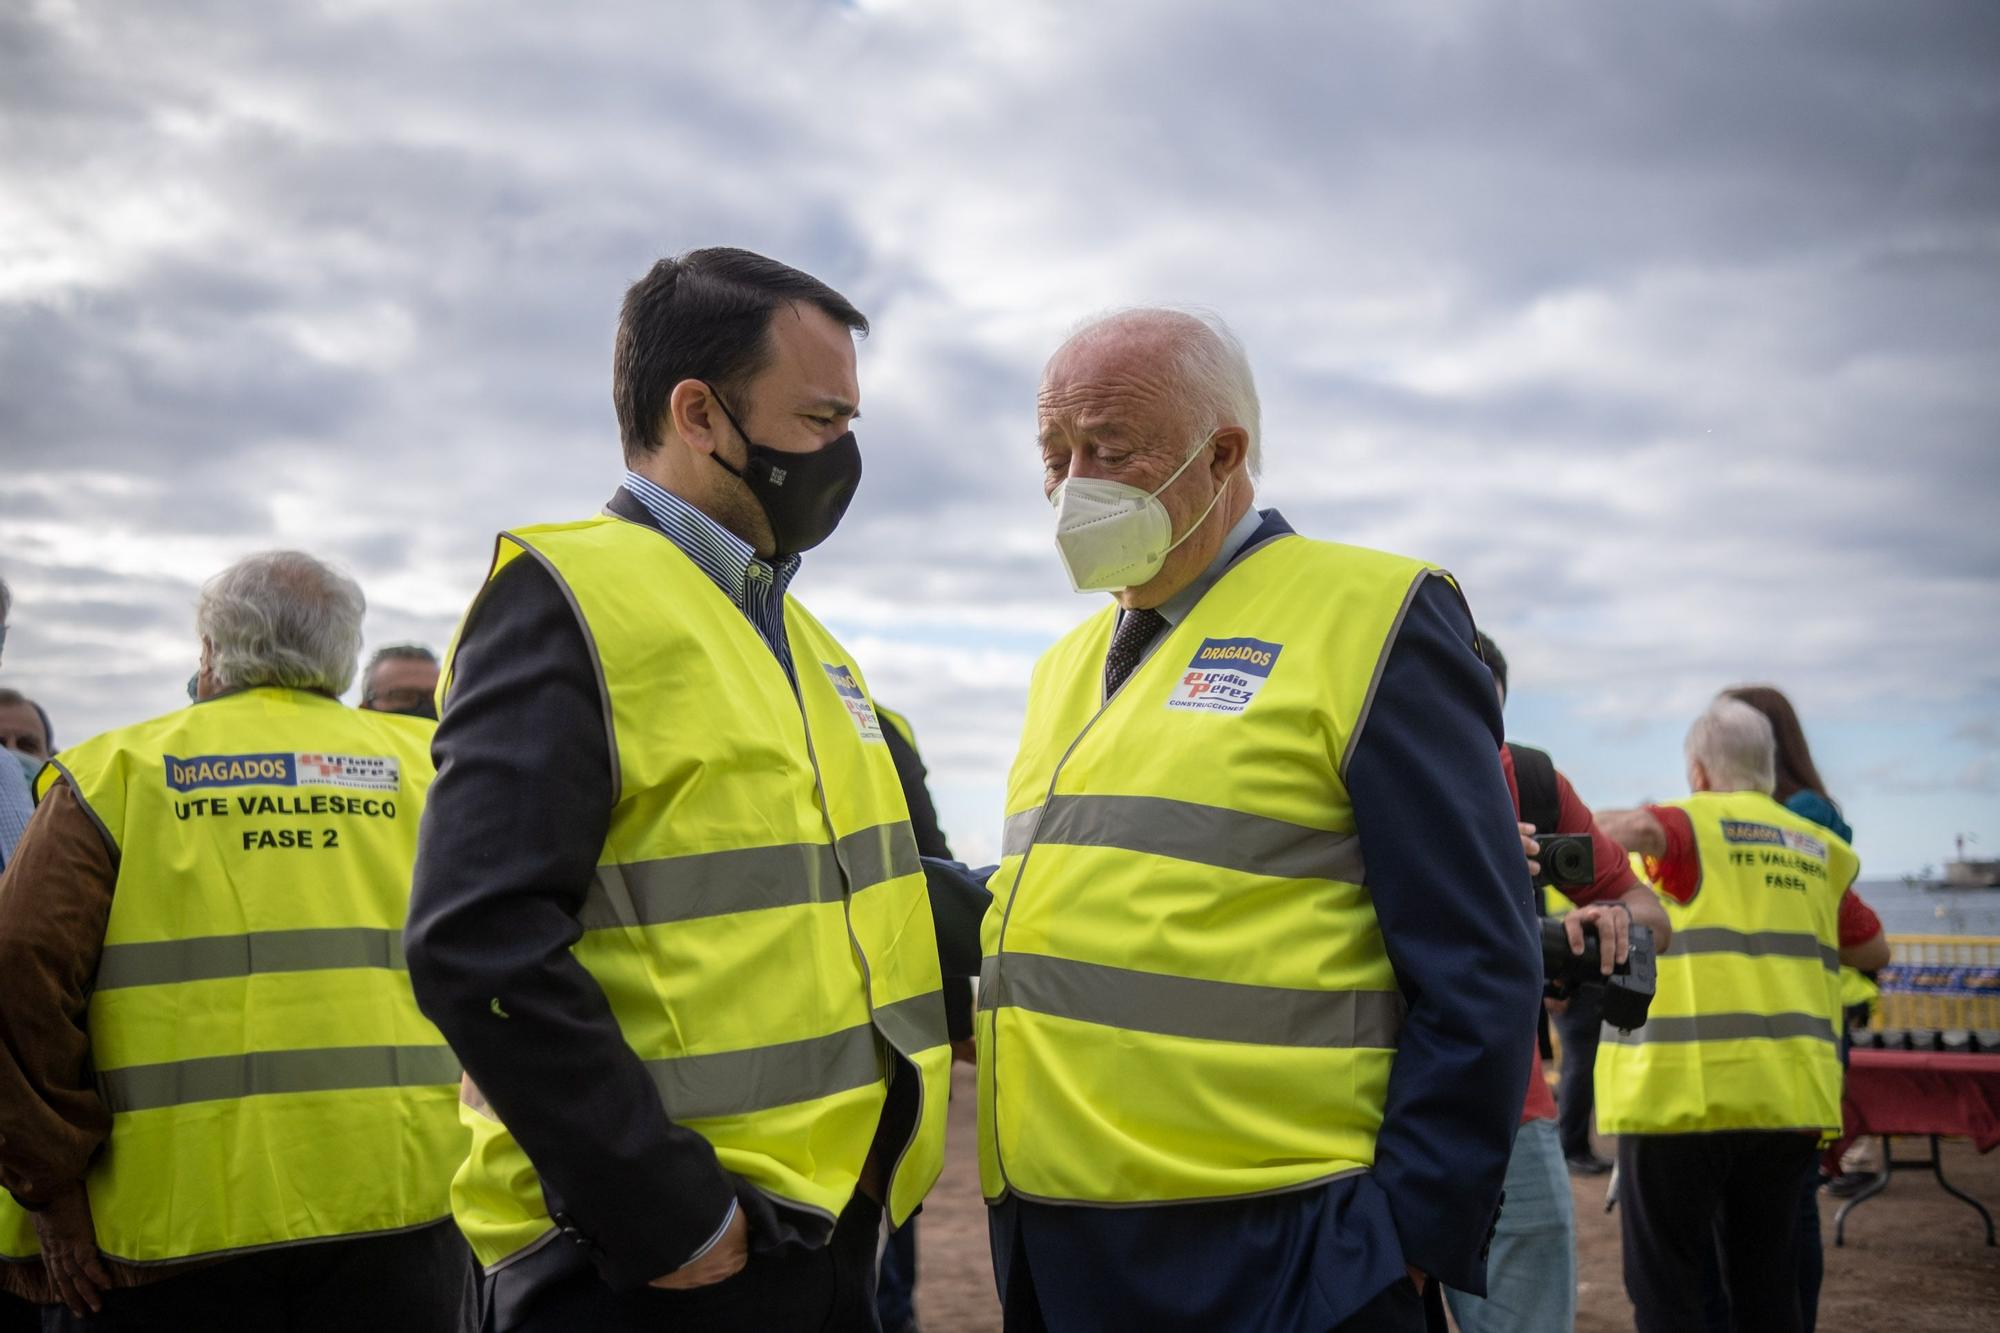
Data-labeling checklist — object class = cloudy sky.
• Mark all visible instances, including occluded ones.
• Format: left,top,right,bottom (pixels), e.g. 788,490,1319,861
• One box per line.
2,0,1996,875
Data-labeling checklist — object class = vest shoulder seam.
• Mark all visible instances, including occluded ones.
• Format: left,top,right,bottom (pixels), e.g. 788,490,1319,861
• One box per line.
47,757,121,869
491,532,624,808
1337,566,1441,783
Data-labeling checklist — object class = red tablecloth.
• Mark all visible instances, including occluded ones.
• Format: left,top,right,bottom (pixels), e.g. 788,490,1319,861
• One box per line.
1844,1049,2000,1152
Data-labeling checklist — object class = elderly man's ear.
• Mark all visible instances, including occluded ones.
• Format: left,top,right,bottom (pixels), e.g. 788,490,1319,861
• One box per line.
1208,426,1251,483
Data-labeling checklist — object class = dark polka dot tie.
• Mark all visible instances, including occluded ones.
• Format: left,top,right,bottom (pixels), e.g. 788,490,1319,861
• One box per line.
1103,608,1168,696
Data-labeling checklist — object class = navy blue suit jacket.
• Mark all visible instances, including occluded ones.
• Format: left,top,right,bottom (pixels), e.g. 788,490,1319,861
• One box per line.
982,511,1540,1332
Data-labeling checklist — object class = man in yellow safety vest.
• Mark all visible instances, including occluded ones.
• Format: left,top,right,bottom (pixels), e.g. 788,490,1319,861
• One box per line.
0,551,472,1329
980,308,1543,1332
404,248,952,1332
1596,696,1883,1333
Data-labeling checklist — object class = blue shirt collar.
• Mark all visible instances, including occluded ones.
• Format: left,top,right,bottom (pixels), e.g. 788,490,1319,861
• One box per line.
619,470,801,608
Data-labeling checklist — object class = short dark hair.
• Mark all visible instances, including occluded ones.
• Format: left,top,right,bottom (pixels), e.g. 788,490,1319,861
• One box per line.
612,247,868,463
1474,631,1508,700
0,687,51,751
362,643,439,703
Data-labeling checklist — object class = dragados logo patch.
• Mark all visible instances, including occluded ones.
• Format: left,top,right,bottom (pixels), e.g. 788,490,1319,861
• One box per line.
1167,636,1284,714
821,664,885,742
164,753,400,793
1721,819,1827,860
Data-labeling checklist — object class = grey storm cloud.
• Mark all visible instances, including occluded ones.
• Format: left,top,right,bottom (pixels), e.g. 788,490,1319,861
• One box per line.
2,0,1997,864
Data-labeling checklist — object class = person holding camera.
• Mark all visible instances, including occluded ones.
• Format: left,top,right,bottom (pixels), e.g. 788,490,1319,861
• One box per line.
1442,634,1672,1333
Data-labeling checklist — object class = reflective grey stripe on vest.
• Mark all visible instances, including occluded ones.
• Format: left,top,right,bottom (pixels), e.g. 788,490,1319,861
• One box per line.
99,1044,461,1114
581,822,921,930
1001,795,1365,884
95,927,406,991
1605,1012,1837,1046
1670,927,1840,973
839,822,921,898
872,990,950,1055
979,953,1402,1049
644,1024,885,1121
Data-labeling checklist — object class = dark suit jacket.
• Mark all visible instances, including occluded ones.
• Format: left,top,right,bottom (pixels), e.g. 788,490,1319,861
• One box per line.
404,489,924,1318
988,510,1541,1332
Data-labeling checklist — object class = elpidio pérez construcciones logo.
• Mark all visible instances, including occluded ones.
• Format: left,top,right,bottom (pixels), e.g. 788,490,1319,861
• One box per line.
163,753,401,793
1167,636,1283,715
820,664,885,742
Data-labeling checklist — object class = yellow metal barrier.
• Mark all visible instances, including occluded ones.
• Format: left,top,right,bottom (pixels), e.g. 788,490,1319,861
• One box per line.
1873,934,2000,1032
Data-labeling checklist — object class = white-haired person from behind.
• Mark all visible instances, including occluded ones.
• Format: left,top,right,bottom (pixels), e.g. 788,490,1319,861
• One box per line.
0,551,475,1331
1594,697,1883,1333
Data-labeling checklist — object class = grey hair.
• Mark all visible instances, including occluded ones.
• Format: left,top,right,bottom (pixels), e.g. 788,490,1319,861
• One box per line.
196,551,366,696
0,573,10,623
1054,307,1264,476
1685,696,1778,795
362,643,439,702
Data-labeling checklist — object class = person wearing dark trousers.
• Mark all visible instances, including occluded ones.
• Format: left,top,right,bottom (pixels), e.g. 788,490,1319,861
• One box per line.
32,1220,473,1333
1620,1132,1821,1333
0,553,473,1331
405,249,954,1332
1596,697,1880,1333
875,706,967,1333
1689,685,1890,1333
981,309,1541,1332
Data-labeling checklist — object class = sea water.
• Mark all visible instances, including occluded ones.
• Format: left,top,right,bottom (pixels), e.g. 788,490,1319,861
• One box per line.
1856,879,2000,938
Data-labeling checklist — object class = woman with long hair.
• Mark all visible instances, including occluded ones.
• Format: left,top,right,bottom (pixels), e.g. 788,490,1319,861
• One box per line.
1723,685,1851,842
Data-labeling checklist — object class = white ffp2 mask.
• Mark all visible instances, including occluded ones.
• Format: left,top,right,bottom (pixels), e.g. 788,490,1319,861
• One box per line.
1049,434,1230,593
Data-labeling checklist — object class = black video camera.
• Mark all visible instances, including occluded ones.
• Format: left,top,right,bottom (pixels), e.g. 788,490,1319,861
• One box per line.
1542,918,1656,1032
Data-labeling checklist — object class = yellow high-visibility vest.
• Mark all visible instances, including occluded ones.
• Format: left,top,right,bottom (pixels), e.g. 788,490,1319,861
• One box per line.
1595,789,1856,1134
978,534,1446,1205
446,515,951,1272
876,705,918,752
1838,966,1880,1023
0,689,459,1265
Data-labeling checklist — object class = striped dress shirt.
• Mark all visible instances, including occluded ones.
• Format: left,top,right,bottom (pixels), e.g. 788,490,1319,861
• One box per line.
619,470,802,679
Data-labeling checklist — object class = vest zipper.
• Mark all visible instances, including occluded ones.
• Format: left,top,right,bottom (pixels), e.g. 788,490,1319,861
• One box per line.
987,616,1152,1199
986,537,1293,1198
790,632,922,1212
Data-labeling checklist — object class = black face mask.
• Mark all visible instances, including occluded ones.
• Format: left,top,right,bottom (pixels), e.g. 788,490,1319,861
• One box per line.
708,393,862,557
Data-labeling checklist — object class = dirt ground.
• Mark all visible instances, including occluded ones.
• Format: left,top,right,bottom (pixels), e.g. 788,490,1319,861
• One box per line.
911,1064,2000,1331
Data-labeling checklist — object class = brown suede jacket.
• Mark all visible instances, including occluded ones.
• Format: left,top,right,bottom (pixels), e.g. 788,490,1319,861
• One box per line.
0,783,210,1303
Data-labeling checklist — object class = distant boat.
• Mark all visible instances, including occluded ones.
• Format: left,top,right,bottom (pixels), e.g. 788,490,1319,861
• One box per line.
1943,859,2000,889
1942,835,2000,889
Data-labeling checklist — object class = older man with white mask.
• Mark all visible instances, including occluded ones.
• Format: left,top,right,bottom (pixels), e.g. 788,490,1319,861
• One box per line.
975,309,1541,1333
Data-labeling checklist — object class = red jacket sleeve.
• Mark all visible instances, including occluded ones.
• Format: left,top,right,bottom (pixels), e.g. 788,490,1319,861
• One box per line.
1553,769,1643,907
1838,888,1883,948
1642,805,1701,905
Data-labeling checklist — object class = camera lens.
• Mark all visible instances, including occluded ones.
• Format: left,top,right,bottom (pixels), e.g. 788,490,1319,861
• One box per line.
1551,840,1588,883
